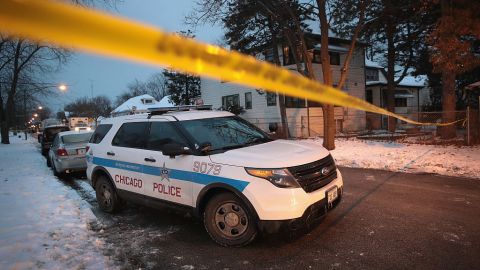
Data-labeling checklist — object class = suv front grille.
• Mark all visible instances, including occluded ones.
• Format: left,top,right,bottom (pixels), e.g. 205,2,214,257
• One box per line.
288,155,337,193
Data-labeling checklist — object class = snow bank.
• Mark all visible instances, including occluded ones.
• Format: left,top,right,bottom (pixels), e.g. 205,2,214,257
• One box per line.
0,135,112,269
307,138,480,179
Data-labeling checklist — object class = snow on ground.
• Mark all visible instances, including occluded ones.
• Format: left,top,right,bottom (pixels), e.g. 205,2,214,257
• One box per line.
0,134,113,269
308,138,480,179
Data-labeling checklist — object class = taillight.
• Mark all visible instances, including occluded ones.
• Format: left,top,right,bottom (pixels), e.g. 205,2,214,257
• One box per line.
86,146,90,152
57,148,68,156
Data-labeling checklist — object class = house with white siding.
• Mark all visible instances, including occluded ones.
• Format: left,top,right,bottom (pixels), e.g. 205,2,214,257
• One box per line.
364,59,431,130
201,33,367,137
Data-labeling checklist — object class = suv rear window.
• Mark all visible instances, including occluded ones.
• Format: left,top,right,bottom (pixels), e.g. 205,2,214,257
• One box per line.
112,122,149,149
63,132,93,144
90,124,112,144
44,127,70,141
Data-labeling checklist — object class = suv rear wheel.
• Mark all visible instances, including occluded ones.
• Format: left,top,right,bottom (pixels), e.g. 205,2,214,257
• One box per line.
95,176,122,213
203,193,257,247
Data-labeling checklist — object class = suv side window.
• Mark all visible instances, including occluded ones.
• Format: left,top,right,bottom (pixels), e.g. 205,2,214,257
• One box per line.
112,122,149,149
52,135,60,148
90,124,112,144
147,122,189,152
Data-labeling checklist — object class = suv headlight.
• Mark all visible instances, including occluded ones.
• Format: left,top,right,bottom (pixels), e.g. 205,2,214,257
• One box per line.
245,168,300,188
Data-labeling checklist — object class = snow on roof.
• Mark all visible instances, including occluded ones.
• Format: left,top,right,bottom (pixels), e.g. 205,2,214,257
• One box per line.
111,94,159,114
365,59,383,69
466,81,480,89
397,75,428,87
158,95,175,107
367,75,428,87
314,44,349,53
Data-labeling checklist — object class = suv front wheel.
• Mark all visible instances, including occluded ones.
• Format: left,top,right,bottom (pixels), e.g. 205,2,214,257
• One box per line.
95,175,122,213
203,193,258,247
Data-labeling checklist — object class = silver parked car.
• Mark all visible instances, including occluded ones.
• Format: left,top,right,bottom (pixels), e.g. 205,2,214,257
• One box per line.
47,130,93,176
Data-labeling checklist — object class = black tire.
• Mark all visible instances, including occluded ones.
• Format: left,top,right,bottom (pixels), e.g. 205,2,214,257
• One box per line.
46,156,51,167
203,193,258,247
95,176,122,213
51,158,64,177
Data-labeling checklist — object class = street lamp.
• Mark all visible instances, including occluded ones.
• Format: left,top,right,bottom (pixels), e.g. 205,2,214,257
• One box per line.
58,84,67,91
33,113,38,117
38,106,43,110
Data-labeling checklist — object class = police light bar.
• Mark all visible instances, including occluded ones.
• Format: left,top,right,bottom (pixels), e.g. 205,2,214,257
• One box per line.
147,105,213,117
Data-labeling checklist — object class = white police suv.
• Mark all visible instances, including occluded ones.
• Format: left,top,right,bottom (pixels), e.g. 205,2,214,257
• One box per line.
86,106,343,246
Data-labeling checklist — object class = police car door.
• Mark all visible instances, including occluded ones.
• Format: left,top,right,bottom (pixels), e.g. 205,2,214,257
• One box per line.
108,121,149,195
142,118,193,206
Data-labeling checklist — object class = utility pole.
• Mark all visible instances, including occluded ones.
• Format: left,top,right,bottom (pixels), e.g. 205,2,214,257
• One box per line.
89,79,94,98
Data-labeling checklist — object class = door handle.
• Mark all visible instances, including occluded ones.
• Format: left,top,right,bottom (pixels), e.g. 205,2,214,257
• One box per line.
107,151,115,156
144,157,156,162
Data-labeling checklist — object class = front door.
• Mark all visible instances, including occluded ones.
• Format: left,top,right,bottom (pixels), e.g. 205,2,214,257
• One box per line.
142,120,194,206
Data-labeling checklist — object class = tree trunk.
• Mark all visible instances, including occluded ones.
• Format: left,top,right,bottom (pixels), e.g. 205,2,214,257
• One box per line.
322,104,335,149
0,93,9,144
317,0,335,150
439,70,456,139
269,17,289,139
385,2,397,133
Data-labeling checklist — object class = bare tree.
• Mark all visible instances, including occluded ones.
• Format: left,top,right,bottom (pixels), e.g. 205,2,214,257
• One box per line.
0,37,68,144
189,0,367,149
145,73,168,101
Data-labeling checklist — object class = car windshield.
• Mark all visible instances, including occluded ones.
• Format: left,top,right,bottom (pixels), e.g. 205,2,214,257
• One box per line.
178,116,271,152
62,132,93,144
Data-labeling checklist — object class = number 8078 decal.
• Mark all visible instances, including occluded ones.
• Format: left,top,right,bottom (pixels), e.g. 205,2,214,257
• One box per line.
193,161,222,175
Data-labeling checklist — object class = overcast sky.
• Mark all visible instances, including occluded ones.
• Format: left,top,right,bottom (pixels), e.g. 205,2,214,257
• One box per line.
50,0,222,111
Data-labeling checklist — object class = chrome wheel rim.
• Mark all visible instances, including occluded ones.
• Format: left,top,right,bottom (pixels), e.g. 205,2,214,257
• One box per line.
214,202,248,238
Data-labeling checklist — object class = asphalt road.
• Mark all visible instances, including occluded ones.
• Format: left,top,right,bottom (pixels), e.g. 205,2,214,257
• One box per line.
58,166,480,270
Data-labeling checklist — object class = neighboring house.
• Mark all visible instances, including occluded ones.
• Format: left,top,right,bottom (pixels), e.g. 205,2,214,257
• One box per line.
364,59,431,130
201,33,367,137
111,94,174,117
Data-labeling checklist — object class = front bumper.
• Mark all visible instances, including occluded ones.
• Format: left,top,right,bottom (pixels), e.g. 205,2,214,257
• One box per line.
243,169,344,220
258,186,343,233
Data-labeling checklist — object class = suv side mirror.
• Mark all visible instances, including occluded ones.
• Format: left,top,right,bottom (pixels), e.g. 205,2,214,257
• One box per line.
162,143,190,158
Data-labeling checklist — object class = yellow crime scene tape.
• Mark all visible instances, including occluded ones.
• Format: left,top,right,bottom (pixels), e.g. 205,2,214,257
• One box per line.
0,0,462,126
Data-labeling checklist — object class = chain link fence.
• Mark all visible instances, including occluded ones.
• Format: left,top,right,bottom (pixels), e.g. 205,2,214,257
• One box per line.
243,108,479,145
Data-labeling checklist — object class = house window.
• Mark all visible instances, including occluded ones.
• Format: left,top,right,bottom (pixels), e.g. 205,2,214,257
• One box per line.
285,96,306,108
266,92,277,106
222,94,240,109
330,52,340,65
395,98,407,107
312,51,340,65
282,46,295,66
264,49,275,63
366,89,373,104
143,99,154,104
245,92,252,109
307,99,322,107
366,68,379,81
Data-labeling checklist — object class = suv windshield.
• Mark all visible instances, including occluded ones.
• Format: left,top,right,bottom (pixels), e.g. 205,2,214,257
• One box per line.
178,116,271,152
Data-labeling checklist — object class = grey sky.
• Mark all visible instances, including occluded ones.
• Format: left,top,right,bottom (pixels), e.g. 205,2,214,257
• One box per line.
51,0,222,111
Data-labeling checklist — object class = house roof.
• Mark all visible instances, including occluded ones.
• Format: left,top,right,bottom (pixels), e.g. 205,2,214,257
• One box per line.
466,81,480,90
365,59,383,69
111,94,159,114
366,75,428,88
157,95,176,107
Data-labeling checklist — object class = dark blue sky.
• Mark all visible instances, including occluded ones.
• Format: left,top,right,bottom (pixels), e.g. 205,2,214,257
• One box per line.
51,0,222,110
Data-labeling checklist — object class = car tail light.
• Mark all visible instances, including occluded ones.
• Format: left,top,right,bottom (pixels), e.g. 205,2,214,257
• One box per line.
86,146,90,152
57,148,68,156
